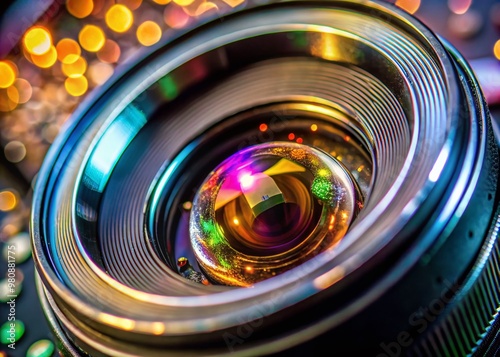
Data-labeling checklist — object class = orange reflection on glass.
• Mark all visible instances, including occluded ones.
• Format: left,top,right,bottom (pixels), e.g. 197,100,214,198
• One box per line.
97,40,121,63
56,38,81,63
65,76,88,96
0,191,17,212
23,27,52,55
67,0,94,18
79,25,106,52
395,0,421,14
137,21,162,46
448,0,472,15
153,0,171,3
164,5,190,28
62,55,87,78
0,61,17,88
31,46,58,68
117,0,142,10
494,40,500,60
106,4,134,33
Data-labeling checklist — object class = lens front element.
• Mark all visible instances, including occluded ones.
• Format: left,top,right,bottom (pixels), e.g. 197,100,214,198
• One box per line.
190,142,363,286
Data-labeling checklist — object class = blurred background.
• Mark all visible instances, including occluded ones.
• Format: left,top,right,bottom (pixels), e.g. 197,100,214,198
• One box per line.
0,0,499,355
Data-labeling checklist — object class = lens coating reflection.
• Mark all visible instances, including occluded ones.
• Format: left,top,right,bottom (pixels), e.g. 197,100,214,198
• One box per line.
190,142,363,286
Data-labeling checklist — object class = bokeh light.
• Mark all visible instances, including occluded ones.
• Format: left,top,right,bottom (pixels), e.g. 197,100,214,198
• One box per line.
23,27,52,55
67,0,94,18
0,61,17,88
448,0,472,15
106,4,134,33
62,56,87,78
311,124,318,132
6,86,19,106
91,0,108,18
65,76,89,96
8,79,32,104
88,62,114,85
195,2,219,16
4,141,26,163
117,0,143,11
494,40,500,61
153,0,172,4
221,0,245,7
31,46,58,68
0,191,17,212
97,40,121,63
79,25,106,52
0,90,17,112
137,21,162,46
56,38,81,63
164,5,190,28
395,0,421,14
174,0,195,7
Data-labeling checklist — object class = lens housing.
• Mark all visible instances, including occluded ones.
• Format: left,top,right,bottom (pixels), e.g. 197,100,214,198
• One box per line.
31,1,500,355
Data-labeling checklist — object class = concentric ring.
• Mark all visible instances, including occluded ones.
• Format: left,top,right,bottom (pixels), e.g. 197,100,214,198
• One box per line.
31,1,498,355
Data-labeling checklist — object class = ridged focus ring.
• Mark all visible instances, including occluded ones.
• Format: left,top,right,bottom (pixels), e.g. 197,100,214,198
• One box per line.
31,1,499,355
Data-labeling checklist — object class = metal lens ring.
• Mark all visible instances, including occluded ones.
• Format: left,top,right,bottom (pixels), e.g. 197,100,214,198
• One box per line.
31,0,499,355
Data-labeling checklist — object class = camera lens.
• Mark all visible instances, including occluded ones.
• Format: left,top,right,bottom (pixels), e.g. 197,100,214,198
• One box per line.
190,142,362,286
30,1,500,355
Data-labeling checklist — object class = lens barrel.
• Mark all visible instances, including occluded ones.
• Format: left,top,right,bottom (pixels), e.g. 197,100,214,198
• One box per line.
31,1,500,355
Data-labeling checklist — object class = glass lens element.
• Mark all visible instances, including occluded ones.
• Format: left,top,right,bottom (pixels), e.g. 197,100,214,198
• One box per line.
189,142,363,286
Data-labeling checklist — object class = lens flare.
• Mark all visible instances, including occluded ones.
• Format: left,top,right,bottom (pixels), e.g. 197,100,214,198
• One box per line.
238,173,255,190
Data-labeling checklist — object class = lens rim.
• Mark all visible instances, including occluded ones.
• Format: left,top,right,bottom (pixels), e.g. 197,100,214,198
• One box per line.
30,1,494,355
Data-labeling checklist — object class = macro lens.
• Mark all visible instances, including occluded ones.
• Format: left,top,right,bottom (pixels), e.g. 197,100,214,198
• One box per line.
31,0,500,355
